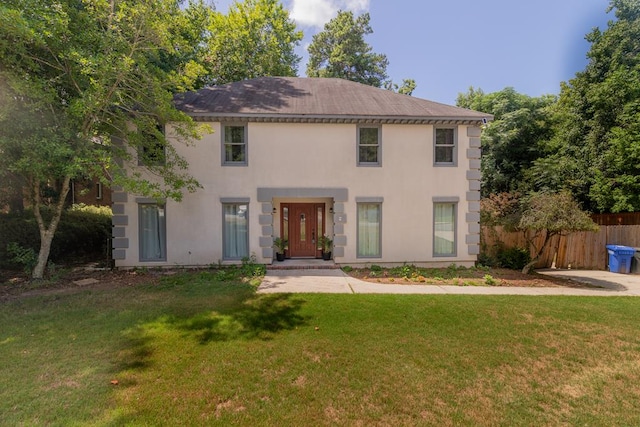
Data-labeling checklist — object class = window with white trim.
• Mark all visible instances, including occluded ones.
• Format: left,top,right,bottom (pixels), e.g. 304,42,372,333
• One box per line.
223,124,247,165
434,127,456,165
433,202,456,256
139,204,167,261
357,126,381,166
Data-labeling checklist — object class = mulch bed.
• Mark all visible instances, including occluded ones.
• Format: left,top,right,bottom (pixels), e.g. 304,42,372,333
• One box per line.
345,267,592,288
1,265,594,302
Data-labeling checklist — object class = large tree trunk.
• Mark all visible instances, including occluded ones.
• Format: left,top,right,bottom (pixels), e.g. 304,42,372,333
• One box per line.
32,176,71,279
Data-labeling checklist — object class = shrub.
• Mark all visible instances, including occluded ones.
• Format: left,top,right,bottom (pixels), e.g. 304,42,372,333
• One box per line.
496,247,531,270
6,242,38,274
478,244,531,271
0,206,112,270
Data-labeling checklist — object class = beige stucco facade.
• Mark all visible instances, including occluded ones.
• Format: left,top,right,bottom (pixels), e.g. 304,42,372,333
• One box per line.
112,120,482,268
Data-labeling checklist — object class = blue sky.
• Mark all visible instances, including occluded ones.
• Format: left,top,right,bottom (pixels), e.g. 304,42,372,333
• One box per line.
213,0,613,104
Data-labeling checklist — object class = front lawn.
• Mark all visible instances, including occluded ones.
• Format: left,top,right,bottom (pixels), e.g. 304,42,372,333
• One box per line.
2,269,640,426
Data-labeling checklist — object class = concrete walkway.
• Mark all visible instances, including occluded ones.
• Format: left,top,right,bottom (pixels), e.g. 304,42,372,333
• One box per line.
258,268,640,296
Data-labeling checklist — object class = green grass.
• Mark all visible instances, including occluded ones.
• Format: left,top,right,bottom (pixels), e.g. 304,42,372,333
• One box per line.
3,271,640,426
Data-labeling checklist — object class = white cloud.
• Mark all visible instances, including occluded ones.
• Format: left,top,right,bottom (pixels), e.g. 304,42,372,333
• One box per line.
289,0,370,29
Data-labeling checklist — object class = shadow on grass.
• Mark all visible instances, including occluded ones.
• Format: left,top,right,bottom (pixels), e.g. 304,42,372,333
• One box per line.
177,293,307,343
116,291,307,375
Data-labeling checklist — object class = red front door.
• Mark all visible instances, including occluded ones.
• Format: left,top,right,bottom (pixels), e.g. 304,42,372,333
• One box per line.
284,203,324,258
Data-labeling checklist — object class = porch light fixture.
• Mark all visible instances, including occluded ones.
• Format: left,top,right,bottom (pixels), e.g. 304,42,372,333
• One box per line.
329,207,334,214
272,207,277,213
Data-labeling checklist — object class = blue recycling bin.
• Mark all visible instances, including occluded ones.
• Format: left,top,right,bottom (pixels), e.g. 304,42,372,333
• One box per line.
606,245,635,274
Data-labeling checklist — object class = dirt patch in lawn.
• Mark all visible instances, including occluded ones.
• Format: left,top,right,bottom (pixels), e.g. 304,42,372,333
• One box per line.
344,267,594,288
0,267,163,302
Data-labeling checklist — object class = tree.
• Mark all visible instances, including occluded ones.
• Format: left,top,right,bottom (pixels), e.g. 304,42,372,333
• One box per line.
535,0,640,212
205,0,303,85
482,192,598,274
386,78,417,96
457,87,556,197
0,0,208,278
306,11,389,87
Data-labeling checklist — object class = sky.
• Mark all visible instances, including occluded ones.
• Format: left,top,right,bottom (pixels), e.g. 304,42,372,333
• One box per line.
213,0,613,105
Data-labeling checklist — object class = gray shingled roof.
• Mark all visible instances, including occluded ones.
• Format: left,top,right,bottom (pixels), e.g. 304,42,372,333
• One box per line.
174,77,491,123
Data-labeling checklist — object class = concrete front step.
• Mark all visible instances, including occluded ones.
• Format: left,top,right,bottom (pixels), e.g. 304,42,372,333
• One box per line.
267,259,339,270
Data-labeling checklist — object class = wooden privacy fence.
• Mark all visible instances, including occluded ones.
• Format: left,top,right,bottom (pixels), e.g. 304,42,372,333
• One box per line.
481,225,640,270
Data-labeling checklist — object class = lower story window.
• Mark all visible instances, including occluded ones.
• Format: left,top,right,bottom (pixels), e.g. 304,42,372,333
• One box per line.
223,203,248,259
434,202,456,256
139,204,166,261
357,203,381,258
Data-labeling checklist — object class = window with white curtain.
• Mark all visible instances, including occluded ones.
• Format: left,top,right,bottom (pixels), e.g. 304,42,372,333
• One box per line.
139,204,166,261
357,203,381,258
433,202,456,256
223,203,248,259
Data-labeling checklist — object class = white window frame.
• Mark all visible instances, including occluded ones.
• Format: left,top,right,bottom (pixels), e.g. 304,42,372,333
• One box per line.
222,124,248,166
434,127,457,166
357,125,381,166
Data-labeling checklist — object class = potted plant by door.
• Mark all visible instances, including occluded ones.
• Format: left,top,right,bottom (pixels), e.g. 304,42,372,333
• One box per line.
318,235,333,260
273,237,288,261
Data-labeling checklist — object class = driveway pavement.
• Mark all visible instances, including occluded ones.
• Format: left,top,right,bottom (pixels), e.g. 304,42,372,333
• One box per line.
257,268,640,296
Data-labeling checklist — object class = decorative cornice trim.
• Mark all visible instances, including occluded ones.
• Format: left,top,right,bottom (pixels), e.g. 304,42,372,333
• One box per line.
189,113,485,126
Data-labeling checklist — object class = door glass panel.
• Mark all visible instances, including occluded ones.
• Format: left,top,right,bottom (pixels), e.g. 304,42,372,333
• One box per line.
300,213,306,242
317,206,323,250
283,206,289,241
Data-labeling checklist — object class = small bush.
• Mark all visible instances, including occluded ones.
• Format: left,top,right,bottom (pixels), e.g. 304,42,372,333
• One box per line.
6,242,38,274
478,245,531,271
370,264,383,273
496,247,531,270
484,274,497,286
0,206,112,270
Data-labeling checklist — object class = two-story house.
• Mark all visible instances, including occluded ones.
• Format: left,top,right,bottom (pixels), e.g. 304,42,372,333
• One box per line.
111,77,490,268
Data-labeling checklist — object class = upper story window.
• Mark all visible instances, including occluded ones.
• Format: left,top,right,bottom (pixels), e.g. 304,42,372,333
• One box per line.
357,126,381,166
138,124,166,166
434,127,457,166
223,124,247,166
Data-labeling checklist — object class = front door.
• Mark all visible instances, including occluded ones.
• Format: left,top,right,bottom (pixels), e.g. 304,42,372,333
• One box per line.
285,203,324,258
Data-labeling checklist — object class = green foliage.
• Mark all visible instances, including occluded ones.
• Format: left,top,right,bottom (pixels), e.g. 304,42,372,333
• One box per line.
497,247,531,270
532,1,640,212
306,11,389,87
0,208,112,270
0,0,211,276
318,235,333,252
241,254,266,280
457,87,556,197
6,242,38,274
205,0,302,85
518,192,598,234
483,274,497,285
273,237,288,254
481,192,597,273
